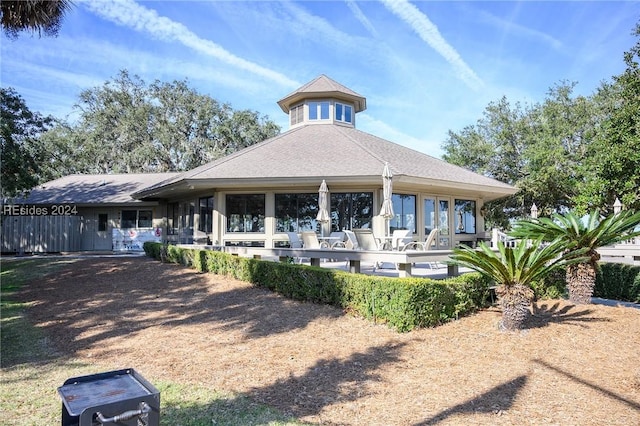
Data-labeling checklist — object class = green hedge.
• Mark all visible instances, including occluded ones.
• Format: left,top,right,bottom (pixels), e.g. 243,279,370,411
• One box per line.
595,263,640,303
527,262,640,303
143,242,491,332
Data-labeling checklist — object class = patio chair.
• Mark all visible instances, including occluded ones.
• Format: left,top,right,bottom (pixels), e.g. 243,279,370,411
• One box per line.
342,229,359,250
286,232,304,248
353,228,384,251
286,232,306,264
405,228,441,269
301,231,330,249
391,229,413,251
329,231,346,248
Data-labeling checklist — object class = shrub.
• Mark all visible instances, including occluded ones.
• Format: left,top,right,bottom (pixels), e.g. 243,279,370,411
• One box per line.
595,263,640,303
144,243,491,332
531,267,567,300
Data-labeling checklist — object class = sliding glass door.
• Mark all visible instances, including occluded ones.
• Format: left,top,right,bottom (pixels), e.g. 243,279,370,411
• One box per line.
423,197,450,249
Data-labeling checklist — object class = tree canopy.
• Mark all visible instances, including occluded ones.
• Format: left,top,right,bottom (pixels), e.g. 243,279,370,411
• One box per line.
442,22,640,227
38,70,281,180
0,87,53,198
1,0,73,39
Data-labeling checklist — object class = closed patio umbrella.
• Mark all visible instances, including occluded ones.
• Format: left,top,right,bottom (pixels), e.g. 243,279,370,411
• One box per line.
379,162,394,239
316,179,330,237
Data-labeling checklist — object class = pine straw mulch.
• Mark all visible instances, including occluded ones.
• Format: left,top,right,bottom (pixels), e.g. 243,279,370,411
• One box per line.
13,256,640,425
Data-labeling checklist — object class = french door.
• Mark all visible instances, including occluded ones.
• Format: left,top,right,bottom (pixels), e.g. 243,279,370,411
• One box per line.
423,197,450,249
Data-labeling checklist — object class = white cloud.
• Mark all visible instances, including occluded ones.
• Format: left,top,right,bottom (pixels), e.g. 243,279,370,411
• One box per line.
477,9,562,50
345,0,380,38
379,0,484,91
82,0,300,89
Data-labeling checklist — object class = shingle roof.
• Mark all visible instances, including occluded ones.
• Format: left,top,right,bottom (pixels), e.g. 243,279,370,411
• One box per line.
15,173,179,205
277,74,366,113
134,125,517,200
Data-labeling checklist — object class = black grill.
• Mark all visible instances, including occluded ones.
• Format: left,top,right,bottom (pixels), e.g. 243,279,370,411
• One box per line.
58,368,160,425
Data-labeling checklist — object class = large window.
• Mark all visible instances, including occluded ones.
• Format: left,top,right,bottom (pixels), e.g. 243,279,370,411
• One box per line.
167,202,179,235
226,194,265,233
309,101,330,120
121,210,152,228
335,103,353,124
454,199,476,234
390,194,416,233
198,196,214,233
330,192,373,231
290,104,304,125
275,193,319,232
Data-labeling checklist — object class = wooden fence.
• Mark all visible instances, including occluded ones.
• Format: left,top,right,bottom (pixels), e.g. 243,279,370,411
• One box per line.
1,215,83,253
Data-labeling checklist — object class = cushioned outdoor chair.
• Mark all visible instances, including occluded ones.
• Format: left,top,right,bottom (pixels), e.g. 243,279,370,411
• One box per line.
301,231,330,249
404,228,441,268
391,229,413,251
286,232,304,248
328,231,346,248
353,228,384,251
342,229,359,250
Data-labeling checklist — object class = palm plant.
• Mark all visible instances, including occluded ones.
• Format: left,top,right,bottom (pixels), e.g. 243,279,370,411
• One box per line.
510,210,640,305
450,239,584,331
1,0,73,39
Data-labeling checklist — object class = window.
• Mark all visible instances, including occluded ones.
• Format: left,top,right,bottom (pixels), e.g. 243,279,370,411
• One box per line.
275,193,319,232
121,210,153,228
290,104,304,125
226,194,265,233
308,101,329,120
167,203,179,235
390,194,416,233
330,192,373,231
98,214,108,232
198,196,214,233
335,103,353,123
454,199,476,234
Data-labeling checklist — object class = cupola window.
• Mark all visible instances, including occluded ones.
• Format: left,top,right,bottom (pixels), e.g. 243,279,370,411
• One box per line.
309,101,330,120
335,103,353,124
290,104,304,125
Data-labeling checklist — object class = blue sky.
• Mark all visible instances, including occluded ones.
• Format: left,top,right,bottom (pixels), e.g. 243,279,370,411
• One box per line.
2,1,638,158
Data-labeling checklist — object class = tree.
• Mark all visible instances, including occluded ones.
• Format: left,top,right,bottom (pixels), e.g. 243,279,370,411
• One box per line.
449,239,584,330
41,70,281,176
510,210,640,304
0,87,52,197
1,0,73,39
576,23,640,213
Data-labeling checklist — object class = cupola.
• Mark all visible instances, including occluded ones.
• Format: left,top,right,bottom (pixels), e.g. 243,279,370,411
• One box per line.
277,74,367,129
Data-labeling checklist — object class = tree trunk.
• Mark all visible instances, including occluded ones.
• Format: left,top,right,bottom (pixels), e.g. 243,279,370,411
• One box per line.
566,262,597,304
497,284,534,331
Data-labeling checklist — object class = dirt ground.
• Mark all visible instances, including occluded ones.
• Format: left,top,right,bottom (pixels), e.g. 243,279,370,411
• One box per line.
13,256,640,425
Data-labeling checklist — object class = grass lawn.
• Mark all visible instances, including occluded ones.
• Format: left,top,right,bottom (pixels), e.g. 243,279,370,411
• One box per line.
2,256,639,425
0,258,307,426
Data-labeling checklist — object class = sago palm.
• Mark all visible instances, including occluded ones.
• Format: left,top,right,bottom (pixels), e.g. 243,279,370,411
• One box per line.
450,239,584,331
510,210,640,304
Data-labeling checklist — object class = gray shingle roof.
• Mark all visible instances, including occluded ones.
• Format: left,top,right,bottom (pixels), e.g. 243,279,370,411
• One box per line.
134,124,517,200
15,173,179,205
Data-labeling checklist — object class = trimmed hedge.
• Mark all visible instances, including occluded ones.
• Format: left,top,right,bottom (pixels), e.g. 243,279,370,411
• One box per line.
143,242,491,332
595,263,640,303
529,263,640,303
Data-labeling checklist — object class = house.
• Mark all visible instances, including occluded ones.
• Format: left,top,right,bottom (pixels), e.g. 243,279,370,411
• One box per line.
2,75,517,253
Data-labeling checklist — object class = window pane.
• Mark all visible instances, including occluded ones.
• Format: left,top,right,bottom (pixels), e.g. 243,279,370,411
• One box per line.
167,203,179,235
320,102,329,119
424,198,435,235
390,194,416,233
335,103,343,121
199,196,214,233
331,192,373,231
138,210,153,228
275,193,319,232
226,194,265,233
98,214,108,232
455,199,476,234
345,105,352,123
309,102,318,120
121,210,137,229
